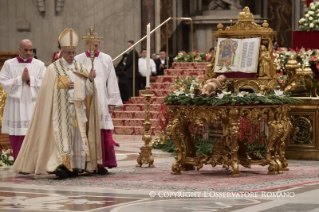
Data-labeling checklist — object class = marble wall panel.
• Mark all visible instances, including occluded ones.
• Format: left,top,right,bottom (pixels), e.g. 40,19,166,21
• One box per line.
141,0,155,53
0,0,141,65
160,0,173,55
267,0,293,47
0,0,9,51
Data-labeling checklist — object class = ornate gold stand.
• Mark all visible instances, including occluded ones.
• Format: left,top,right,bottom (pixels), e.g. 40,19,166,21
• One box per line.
136,86,155,168
166,104,291,177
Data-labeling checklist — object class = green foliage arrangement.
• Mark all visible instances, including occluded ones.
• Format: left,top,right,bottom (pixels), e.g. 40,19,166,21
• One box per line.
164,88,303,106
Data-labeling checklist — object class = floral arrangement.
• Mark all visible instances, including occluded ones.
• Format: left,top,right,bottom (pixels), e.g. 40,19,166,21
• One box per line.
0,144,13,167
237,117,266,145
298,2,319,31
165,76,303,106
169,75,203,99
174,51,213,62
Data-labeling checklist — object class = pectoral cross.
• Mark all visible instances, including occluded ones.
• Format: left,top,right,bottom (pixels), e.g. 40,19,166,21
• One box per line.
81,26,103,70
81,26,103,172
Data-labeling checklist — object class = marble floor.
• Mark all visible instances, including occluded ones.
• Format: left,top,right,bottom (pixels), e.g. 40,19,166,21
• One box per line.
0,135,319,212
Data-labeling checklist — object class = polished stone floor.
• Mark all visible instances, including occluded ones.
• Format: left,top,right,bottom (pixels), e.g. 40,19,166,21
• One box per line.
0,135,319,212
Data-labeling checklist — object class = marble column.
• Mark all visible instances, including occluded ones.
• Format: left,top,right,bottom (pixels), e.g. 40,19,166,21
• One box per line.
160,0,173,55
267,0,292,47
141,0,155,54
155,0,161,53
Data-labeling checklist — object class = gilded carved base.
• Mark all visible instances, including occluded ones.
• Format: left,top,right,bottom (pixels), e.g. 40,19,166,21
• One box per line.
166,104,291,177
286,98,319,160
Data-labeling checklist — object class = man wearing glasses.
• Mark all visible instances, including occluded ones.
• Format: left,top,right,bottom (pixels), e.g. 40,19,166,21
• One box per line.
13,28,101,179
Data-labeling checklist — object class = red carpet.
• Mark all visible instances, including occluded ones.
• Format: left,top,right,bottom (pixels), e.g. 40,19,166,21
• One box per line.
112,62,208,135
14,162,319,192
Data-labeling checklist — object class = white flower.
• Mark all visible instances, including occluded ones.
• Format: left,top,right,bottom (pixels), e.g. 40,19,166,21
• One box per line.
311,6,316,10
173,90,182,96
304,23,308,26
222,91,231,95
8,156,13,161
274,90,284,96
217,93,224,99
299,18,305,23
309,11,315,15
310,2,314,7
237,92,244,97
190,94,194,99
0,161,6,167
305,14,309,17
256,93,264,97
310,23,314,28
309,17,314,21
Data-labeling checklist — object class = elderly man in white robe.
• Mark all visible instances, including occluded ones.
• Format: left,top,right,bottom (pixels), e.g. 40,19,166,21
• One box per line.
13,28,101,179
75,33,123,175
0,39,46,161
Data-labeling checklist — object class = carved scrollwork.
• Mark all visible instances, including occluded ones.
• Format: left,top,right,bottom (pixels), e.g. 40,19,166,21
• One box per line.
165,105,291,177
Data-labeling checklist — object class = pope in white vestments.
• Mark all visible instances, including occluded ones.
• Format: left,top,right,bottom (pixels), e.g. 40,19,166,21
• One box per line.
0,39,46,161
75,33,123,174
13,28,102,179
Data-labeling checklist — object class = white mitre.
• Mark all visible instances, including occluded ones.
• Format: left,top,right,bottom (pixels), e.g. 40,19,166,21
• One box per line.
58,28,79,50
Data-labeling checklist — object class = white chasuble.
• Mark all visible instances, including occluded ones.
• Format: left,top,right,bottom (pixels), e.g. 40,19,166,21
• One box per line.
0,57,46,135
75,52,123,130
13,59,102,174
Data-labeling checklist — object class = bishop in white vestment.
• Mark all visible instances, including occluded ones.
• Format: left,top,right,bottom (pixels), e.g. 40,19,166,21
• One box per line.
13,28,102,179
0,39,46,161
75,34,123,174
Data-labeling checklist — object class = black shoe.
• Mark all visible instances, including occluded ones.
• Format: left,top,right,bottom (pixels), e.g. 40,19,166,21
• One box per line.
68,171,78,177
55,168,68,179
19,172,30,175
97,168,108,175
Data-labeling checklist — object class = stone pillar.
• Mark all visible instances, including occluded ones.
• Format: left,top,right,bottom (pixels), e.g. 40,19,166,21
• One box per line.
141,0,155,54
155,0,161,53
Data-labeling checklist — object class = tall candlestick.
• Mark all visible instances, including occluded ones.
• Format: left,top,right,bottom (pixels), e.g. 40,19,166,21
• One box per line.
146,23,150,87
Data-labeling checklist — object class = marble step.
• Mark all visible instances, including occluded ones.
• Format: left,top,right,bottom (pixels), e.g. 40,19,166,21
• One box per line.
112,111,163,119
113,118,158,127
121,104,162,111
172,62,210,70
127,97,165,104
113,126,161,135
164,69,205,76
138,89,171,97
149,83,173,90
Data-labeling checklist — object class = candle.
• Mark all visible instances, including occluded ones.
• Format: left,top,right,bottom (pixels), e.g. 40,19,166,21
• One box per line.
146,23,150,87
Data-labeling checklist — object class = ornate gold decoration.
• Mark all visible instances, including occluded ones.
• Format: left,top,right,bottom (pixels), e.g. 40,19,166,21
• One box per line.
57,76,69,89
217,22,224,31
290,115,313,144
62,154,72,172
233,78,278,94
166,104,291,177
136,86,155,168
238,6,254,22
205,6,276,88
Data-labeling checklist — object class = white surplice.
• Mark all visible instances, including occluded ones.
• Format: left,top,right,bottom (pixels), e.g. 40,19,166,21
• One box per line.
0,57,46,135
138,57,156,77
75,52,123,130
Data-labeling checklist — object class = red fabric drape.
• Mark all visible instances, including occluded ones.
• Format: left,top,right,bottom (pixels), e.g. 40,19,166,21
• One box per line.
307,0,313,6
292,31,319,49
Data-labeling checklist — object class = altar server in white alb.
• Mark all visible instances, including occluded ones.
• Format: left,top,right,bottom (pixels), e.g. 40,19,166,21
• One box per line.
0,39,46,161
75,33,123,174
